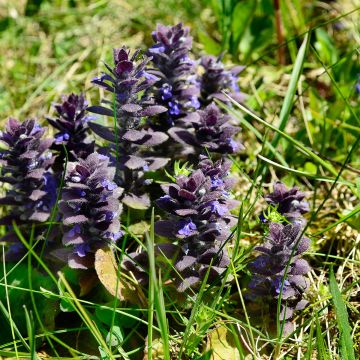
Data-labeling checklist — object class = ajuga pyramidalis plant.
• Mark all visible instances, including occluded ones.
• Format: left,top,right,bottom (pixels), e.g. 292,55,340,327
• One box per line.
88,47,170,210
168,103,244,157
0,119,55,258
147,23,200,128
248,182,311,334
198,55,244,106
248,222,311,334
88,47,167,129
47,93,94,168
123,156,239,292
264,181,310,224
58,152,123,269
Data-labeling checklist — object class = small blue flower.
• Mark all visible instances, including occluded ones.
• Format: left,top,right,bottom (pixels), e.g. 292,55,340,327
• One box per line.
209,201,228,216
105,230,123,241
74,243,90,257
7,243,25,258
273,277,290,294
143,71,160,82
190,96,200,109
169,101,181,116
69,224,82,237
259,213,268,224
104,211,115,222
76,189,86,197
227,138,238,153
54,132,70,144
356,83,360,95
178,219,197,236
230,74,240,93
149,43,165,54
160,84,173,101
210,177,224,189
101,179,117,191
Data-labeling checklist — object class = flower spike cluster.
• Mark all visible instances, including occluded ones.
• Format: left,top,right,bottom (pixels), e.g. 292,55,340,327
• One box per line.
147,23,200,126
168,103,244,156
124,157,239,292
248,182,311,334
59,153,123,269
87,47,170,210
0,119,55,224
0,119,55,257
264,181,310,223
198,55,244,105
47,93,94,166
88,47,167,130
0,23,317,344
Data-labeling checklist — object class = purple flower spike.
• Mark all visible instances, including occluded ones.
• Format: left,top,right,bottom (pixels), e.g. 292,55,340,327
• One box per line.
168,103,244,156
146,23,200,127
265,181,309,223
198,55,245,105
248,220,311,335
0,118,55,225
87,46,170,209
59,153,123,269
0,118,56,259
47,93,94,165
88,46,167,132
123,156,238,292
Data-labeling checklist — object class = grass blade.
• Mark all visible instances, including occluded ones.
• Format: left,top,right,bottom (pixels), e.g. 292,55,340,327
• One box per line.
257,154,354,187
314,204,360,236
146,208,170,360
271,32,310,149
226,95,339,177
315,312,330,360
329,267,355,360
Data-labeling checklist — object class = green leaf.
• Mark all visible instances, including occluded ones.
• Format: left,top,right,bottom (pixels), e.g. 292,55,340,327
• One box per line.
356,178,360,199
314,28,338,65
230,0,256,56
0,263,58,344
128,221,150,236
146,208,170,360
60,297,75,313
329,268,356,360
106,325,123,347
304,162,317,174
271,33,310,149
25,0,45,16
198,31,222,55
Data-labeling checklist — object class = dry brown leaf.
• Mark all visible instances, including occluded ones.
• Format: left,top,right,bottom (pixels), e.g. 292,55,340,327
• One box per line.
95,247,125,299
94,247,147,306
206,325,241,360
